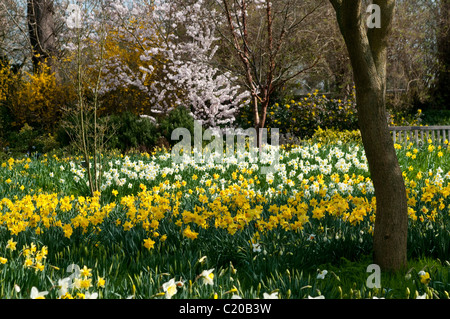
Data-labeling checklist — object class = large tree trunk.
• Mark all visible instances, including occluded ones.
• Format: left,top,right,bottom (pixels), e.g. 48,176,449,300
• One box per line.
330,0,408,271
27,0,58,76
357,86,408,271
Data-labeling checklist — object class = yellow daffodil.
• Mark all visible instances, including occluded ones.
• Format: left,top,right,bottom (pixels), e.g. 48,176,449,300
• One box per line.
6,239,17,251
419,271,431,284
80,265,92,278
143,238,155,250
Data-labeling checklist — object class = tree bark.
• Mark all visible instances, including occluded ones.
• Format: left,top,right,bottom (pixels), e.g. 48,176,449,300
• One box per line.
219,0,319,147
27,0,58,76
330,0,408,271
436,0,450,108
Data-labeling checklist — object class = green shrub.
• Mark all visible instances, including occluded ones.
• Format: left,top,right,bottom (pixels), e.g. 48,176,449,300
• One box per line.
6,123,42,154
33,133,61,154
388,108,424,126
107,112,159,152
0,103,14,142
55,119,73,148
310,127,362,145
237,90,359,139
421,109,450,126
158,107,195,147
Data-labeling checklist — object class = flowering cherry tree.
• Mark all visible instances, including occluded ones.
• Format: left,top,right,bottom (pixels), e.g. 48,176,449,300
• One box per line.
99,0,250,128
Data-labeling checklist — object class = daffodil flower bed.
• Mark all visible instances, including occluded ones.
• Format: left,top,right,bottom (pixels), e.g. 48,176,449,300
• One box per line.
0,138,450,299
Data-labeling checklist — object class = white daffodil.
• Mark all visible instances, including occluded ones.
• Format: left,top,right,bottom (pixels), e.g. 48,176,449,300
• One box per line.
30,287,48,299
252,243,262,253
263,292,279,299
72,277,82,290
57,277,72,297
200,269,215,286
84,292,98,299
162,278,178,299
307,295,325,299
317,270,328,280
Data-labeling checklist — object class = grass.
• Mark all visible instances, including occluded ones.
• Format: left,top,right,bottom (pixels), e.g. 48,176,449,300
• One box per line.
0,136,449,299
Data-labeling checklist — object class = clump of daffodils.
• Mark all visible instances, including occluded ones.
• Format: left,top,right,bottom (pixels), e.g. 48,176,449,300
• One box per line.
56,264,105,299
22,242,48,272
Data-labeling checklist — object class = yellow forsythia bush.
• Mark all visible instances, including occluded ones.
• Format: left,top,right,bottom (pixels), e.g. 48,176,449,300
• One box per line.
8,63,75,132
0,61,14,104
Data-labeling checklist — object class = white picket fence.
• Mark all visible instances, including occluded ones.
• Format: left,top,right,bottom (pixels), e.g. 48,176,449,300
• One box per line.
389,126,450,145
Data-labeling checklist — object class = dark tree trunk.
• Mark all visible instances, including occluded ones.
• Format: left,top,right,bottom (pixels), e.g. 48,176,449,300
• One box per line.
330,0,408,271
357,86,408,271
27,0,58,76
436,0,450,108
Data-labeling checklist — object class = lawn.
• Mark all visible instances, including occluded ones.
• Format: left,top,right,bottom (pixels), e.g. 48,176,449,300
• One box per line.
0,135,449,299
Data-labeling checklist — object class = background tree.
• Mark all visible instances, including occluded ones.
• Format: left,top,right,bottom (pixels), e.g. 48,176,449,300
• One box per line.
27,0,59,76
1,0,30,69
319,5,354,96
329,0,408,271
60,0,111,196
386,0,441,112
99,0,249,128
213,0,324,145
1,0,448,156
307,0,442,110
435,0,450,109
